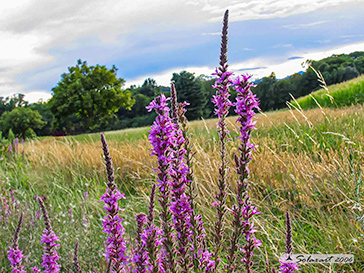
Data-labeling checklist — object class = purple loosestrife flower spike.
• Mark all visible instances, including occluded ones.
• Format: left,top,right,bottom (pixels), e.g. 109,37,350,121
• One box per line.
212,9,233,269
145,184,160,273
100,133,127,273
7,212,26,273
133,213,148,273
286,211,292,254
31,267,41,273
227,74,260,272
279,212,299,273
73,242,83,273
169,83,193,272
174,87,214,272
146,95,176,273
37,196,61,273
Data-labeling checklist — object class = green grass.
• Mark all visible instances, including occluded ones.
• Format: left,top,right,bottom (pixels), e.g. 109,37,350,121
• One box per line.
1,105,363,272
291,74,364,110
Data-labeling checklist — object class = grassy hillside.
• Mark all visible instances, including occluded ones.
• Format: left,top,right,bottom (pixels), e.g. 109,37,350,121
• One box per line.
1,105,363,272
291,74,364,110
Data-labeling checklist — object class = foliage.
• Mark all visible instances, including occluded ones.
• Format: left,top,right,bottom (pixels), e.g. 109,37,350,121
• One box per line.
48,59,135,133
0,107,45,139
252,52,364,111
0,94,28,118
291,75,364,110
171,71,207,120
29,102,54,136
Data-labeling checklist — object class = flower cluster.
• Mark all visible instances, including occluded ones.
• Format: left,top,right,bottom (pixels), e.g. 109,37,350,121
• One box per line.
100,133,128,272
37,196,61,273
225,74,261,272
7,247,25,273
132,213,148,273
211,10,233,267
279,261,300,273
147,93,177,272
40,230,61,273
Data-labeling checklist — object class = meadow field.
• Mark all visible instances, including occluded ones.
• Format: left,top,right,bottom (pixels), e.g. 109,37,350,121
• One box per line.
292,75,364,110
1,102,363,272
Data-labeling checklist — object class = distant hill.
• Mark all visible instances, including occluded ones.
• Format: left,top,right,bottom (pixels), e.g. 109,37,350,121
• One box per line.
291,74,364,110
252,51,364,111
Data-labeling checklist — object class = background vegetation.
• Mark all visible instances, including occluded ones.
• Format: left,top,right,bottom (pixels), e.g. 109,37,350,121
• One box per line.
1,51,363,138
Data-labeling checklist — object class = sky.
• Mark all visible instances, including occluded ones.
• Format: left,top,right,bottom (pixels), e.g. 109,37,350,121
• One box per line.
0,0,364,103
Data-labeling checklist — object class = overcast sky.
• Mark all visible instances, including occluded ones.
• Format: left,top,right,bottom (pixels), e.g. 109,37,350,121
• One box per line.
1,0,364,102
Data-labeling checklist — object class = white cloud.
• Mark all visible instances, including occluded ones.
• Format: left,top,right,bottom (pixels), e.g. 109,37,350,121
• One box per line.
0,0,362,101
127,41,364,86
201,32,221,36
204,0,360,22
283,20,329,30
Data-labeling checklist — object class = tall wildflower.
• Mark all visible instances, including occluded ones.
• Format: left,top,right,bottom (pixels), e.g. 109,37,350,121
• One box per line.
73,242,83,273
146,94,176,273
169,83,193,272
144,184,160,273
279,212,299,273
133,213,147,273
7,213,26,273
173,86,214,272
100,133,127,272
211,9,233,268
37,196,61,273
227,74,261,272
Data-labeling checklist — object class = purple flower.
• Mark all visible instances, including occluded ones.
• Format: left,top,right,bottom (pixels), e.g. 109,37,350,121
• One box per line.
279,260,300,273
7,247,25,273
100,133,128,272
212,9,233,268
41,230,61,273
169,84,193,272
83,191,88,201
37,196,61,273
100,188,127,265
226,73,260,272
132,213,148,273
31,266,41,273
144,184,161,273
147,94,177,272
7,213,25,273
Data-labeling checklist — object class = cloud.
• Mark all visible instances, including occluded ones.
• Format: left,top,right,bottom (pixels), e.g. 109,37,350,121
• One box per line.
0,0,363,101
204,0,359,22
127,41,364,86
201,32,221,36
287,56,303,60
283,20,329,30
272,43,293,48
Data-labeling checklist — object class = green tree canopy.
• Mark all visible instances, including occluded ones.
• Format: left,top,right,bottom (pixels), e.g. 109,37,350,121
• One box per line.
0,107,45,138
171,71,207,120
48,59,135,132
0,94,28,117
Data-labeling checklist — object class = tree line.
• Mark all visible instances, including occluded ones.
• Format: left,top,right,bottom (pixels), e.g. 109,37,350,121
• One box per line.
1,51,363,139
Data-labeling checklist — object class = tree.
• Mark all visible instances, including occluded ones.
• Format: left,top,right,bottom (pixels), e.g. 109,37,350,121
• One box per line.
0,107,45,138
139,78,159,97
29,101,54,136
48,59,135,132
0,94,28,117
171,71,207,120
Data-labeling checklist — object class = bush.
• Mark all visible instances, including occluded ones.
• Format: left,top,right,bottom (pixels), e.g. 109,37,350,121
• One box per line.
0,107,45,139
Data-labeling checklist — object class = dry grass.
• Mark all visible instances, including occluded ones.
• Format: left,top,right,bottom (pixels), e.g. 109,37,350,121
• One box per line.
6,104,363,272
